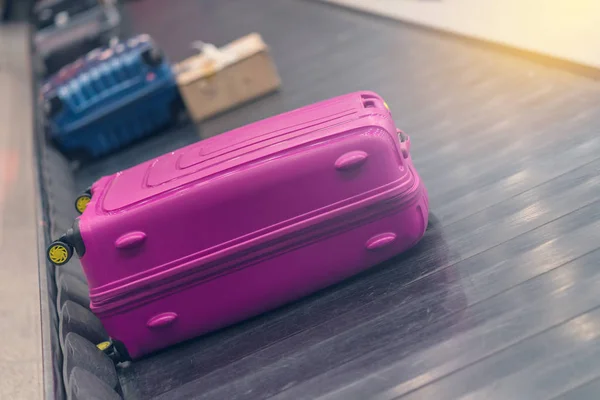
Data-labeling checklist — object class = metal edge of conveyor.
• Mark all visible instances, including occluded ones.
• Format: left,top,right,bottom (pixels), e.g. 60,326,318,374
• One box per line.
2,2,61,399
33,129,63,400
16,3,66,399
32,62,65,400
1,5,60,400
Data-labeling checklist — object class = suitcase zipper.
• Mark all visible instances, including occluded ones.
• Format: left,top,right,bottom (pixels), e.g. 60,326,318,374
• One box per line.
91,176,423,315
95,172,412,293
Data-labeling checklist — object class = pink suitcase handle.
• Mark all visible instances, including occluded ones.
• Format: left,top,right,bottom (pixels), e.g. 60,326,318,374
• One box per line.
146,312,178,329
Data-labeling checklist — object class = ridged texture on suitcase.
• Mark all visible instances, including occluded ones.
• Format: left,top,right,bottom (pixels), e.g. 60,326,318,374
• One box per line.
41,34,179,158
67,91,429,358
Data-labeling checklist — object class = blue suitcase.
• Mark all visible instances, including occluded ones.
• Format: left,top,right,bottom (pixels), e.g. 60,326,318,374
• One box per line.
41,34,182,160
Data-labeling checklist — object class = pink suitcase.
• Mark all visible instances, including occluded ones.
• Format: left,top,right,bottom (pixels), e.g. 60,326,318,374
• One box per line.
47,91,429,360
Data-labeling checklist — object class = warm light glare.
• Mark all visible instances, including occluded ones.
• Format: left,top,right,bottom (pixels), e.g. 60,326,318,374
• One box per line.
326,0,600,68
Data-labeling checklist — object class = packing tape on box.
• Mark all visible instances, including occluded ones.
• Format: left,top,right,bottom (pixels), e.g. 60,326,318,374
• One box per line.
174,33,275,92
176,37,263,78
188,41,238,76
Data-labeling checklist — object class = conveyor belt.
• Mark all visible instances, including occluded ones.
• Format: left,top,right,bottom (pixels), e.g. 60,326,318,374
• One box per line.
37,0,600,399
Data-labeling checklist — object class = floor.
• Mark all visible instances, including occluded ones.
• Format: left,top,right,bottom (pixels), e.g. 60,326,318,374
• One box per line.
34,0,600,398
0,24,43,400
321,0,600,71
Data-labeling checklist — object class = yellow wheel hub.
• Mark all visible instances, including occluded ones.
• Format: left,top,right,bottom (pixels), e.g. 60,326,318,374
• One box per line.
76,195,91,214
48,243,69,265
97,341,111,351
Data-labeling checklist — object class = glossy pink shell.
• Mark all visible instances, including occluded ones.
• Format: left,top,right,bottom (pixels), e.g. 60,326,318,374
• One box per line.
78,91,429,359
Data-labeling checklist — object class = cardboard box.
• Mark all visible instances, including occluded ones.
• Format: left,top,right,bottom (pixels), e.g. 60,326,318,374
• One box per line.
175,33,281,122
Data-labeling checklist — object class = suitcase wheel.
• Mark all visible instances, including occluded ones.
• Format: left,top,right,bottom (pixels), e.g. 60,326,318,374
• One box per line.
75,193,92,214
96,340,131,364
43,95,63,119
141,47,164,68
96,341,112,352
47,240,73,266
